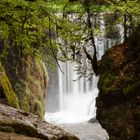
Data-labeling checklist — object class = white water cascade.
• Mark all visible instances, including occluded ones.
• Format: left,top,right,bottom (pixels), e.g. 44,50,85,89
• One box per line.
45,61,99,124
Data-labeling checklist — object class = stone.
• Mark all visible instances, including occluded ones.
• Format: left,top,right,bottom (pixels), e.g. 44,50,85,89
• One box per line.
96,32,140,140
0,103,79,140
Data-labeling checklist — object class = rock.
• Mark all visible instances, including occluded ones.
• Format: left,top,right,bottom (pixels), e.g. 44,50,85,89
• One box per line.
0,103,79,140
88,117,98,123
96,29,140,140
0,62,19,108
0,131,43,140
0,55,48,118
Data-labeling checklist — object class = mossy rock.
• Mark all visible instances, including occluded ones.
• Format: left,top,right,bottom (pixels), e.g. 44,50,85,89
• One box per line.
33,100,45,118
1,53,48,118
11,56,48,118
0,62,19,108
122,81,140,95
98,42,140,96
0,121,43,139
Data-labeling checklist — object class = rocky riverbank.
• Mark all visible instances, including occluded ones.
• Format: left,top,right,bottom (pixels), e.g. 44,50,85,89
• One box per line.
0,103,78,140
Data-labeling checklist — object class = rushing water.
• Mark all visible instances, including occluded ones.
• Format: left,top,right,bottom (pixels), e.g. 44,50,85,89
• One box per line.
45,61,99,124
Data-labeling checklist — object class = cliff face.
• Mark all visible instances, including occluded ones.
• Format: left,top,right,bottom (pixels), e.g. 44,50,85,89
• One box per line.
0,44,48,118
96,29,140,140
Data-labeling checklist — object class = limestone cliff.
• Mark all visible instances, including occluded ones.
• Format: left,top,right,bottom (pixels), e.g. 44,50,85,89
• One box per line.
96,28,140,140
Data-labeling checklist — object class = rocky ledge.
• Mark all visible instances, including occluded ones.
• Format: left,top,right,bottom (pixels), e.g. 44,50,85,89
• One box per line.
0,103,79,140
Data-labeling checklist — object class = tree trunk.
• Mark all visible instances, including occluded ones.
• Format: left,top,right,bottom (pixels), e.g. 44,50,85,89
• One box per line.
83,0,98,75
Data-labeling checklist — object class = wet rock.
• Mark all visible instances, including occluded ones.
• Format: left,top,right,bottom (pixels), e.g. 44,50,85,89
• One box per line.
88,117,98,123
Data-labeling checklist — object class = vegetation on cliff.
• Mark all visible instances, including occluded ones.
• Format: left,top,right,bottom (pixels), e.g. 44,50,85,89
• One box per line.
0,62,19,108
98,26,140,96
97,27,140,140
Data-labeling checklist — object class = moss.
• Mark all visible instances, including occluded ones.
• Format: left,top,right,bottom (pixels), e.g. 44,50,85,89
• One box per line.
98,73,117,94
1,53,48,118
33,100,45,119
0,121,43,139
15,80,27,100
0,62,19,108
14,57,48,117
0,126,15,133
24,58,47,117
42,62,49,90
122,85,133,95
19,97,30,112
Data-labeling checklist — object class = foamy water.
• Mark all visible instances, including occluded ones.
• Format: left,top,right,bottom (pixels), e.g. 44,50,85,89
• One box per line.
44,89,98,124
45,111,91,124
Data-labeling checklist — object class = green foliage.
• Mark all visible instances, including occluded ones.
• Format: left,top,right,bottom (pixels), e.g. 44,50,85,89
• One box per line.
0,0,140,59
0,0,52,57
0,0,139,70
106,0,140,25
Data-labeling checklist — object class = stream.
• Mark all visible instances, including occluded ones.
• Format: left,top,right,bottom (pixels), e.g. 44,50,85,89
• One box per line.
60,122,109,140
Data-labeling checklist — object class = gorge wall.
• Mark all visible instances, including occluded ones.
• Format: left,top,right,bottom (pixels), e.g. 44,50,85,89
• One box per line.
96,28,140,140
0,42,48,118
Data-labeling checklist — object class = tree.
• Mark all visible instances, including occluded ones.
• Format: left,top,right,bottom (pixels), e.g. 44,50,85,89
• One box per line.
106,0,140,42
83,0,98,75
0,0,59,65
0,0,140,77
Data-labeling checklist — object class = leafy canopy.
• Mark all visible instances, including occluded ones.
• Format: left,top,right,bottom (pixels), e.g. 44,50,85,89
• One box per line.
0,0,140,74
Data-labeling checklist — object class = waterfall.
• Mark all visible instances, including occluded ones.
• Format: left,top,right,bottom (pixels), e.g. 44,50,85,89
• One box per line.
44,13,123,124
59,61,99,116
45,61,99,124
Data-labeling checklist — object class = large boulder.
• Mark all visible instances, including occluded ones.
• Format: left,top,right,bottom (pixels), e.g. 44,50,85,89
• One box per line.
96,29,140,140
0,103,79,140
